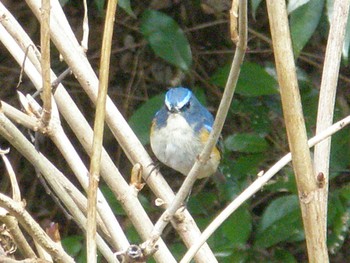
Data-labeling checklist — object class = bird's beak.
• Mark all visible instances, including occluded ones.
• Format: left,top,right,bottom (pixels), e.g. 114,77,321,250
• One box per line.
170,107,180,113
168,105,180,113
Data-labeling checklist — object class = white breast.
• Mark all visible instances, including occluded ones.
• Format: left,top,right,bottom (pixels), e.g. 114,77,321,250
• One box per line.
150,114,201,175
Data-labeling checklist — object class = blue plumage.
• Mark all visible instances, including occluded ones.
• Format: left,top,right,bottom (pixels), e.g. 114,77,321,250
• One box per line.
150,87,220,178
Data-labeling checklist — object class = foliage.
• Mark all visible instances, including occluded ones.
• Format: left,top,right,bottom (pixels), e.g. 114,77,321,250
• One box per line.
0,0,349,262
126,1,350,261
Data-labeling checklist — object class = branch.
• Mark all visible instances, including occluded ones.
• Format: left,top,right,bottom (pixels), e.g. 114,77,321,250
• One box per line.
87,0,118,261
313,0,350,258
40,0,51,126
0,215,38,259
180,115,350,263
81,0,89,51
144,0,247,251
1,2,174,261
0,193,74,263
266,1,329,261
24,0,213,261
2,95,129,253
0,112,116,262
0,149,37,259
0,148,21,202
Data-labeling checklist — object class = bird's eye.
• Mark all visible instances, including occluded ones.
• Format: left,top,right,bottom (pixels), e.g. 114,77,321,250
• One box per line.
183,101,190,110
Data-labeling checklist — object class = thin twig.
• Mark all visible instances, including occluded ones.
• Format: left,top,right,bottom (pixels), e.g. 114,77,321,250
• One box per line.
0,148,21,202
40,0,51,126
180,115,350,263
81,0,89,52
87,0,119,261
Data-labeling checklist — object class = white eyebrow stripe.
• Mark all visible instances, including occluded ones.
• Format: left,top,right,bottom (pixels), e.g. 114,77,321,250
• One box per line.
165,93,172,110
176,90,192,109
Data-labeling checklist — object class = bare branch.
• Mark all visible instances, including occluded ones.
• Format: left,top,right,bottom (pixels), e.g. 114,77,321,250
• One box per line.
142,0,247,253
24,0,212,261
0,193,74,263
266,0,330,261
40,0,52,126
181,115,350,263
314,0,350,258
1,2,173,261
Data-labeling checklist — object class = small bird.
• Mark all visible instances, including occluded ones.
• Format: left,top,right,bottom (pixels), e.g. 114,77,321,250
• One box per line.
150,87,221,179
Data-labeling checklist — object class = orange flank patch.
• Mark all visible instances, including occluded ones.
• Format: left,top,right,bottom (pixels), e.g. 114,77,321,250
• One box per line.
199,128,221,162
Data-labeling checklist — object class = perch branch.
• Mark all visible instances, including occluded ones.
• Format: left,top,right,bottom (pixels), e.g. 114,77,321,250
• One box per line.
181,115,350,263
24,0,211,261
144,0,247,251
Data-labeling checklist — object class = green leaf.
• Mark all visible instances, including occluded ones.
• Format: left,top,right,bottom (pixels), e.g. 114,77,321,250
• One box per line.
231,97,274,134
224,133,269,153
342,15,350,62
59,0,69,6
94,0,105,14
287,0,311,13
62,235,87,263
328,189,350,254
255,195,304,248
140,10,192,71
290,0,324,57
62,235,84,256
263,170,297,194
210,62,279,96
100,185,125,215
251,0,263,19
188,192,217,215
215,248,250,263
221,206,252,246
330,128,350,174
118,0,136,18
274,248,298,263
230,153,265,177
128,93,164,145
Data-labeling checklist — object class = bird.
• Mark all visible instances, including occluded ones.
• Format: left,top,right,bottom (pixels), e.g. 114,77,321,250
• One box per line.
150,87,221,179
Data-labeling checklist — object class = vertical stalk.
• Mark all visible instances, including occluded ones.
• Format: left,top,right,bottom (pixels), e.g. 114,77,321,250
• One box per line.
266,1,329,262
41,0,51,126
314,1,350,259
87,0,118,262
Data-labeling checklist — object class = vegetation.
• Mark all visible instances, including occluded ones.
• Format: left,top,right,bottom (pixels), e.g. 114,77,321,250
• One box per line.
0,0,349,262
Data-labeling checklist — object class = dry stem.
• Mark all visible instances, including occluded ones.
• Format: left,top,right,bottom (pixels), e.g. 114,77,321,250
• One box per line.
313,1,350,261
266,1,329,261
87,0,119,262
